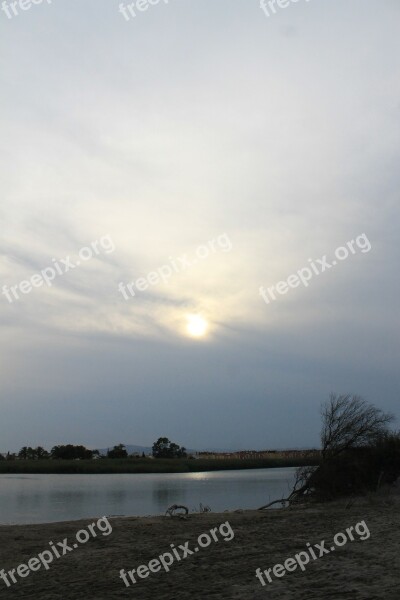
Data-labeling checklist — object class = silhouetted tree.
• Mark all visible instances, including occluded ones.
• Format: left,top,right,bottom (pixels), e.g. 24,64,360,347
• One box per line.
18,447,29,460
259,394,396,509
26,447,36,460
152,437,187,459
35,447,49,460
51,445,93,460
321,394,394,460
107,444,128,459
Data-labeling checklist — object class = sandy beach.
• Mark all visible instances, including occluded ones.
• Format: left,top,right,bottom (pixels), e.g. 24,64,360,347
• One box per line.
0,493,398,600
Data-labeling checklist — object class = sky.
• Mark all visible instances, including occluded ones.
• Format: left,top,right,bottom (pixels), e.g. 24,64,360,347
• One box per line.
1,0,399,452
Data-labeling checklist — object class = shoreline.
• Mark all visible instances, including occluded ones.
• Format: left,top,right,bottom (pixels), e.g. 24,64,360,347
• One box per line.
0,457,319,475
0,495,398,599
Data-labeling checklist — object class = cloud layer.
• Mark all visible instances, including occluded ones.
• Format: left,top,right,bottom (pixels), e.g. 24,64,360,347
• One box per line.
1,0,399,451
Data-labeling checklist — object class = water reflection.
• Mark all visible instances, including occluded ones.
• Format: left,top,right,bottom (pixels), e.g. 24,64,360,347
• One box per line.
0,468,298,524
15,492,45,508
152,484,188,510
106,489,129,503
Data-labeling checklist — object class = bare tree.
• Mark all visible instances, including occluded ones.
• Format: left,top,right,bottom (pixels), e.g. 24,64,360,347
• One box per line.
258,394,395,510
321,394,394,460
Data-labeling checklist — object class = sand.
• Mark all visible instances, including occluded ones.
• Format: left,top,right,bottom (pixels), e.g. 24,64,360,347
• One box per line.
0,494,399,599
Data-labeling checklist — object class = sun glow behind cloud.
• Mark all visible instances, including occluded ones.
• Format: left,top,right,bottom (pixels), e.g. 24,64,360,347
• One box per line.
0,0,399,452
186,315,209,338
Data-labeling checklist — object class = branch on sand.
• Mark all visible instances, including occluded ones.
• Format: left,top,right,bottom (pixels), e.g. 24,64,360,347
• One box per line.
258,463,316,510
165,504,189,517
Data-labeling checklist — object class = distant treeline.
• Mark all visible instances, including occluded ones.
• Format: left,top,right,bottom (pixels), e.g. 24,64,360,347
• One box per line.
2,445,104,461
1,438,323,474
1,438,189,462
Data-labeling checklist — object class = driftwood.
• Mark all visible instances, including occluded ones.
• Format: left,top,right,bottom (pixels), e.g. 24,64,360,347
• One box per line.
258,467,313,510
165,504,189,517
257,490,307,511
258,499,288,510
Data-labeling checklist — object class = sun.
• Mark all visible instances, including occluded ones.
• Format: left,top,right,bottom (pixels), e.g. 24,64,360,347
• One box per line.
186,315,208,338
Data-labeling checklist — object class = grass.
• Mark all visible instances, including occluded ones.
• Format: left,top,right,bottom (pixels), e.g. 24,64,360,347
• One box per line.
0,456,320,474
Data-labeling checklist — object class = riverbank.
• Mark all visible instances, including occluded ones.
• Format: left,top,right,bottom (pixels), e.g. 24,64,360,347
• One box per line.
0,456,319,474
0,493,398,599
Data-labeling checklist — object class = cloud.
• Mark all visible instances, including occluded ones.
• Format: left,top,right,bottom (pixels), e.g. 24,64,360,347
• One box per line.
0,0,399,449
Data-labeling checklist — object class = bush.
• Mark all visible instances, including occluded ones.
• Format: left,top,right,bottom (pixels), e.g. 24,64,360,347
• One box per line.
306,433,400,500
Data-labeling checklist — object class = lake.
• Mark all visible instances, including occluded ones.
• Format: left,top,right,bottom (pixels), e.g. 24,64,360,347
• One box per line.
0,467,298,524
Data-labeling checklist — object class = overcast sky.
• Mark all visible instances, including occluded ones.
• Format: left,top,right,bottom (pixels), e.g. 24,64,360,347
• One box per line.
1,0,399,452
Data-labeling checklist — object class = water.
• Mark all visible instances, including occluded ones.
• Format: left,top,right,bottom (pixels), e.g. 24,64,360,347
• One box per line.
0,467,298,524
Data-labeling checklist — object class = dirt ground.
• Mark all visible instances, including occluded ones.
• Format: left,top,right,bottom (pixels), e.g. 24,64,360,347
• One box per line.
0,494,399,599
